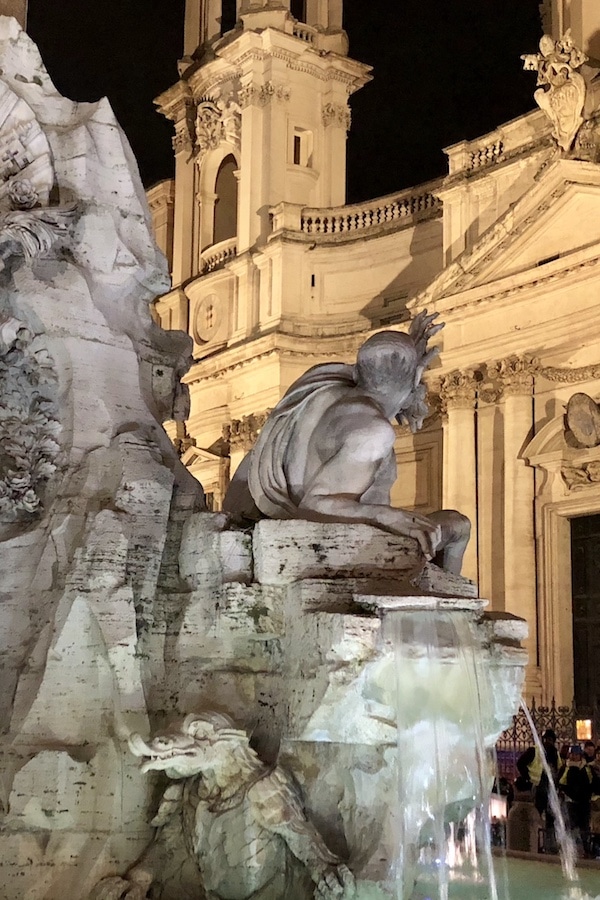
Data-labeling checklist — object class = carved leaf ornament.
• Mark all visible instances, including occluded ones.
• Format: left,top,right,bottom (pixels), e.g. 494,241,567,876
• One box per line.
0,81,70,536
0,317,59,532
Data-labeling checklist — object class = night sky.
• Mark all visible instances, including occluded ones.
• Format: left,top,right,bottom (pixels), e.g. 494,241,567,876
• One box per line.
27,0,542,203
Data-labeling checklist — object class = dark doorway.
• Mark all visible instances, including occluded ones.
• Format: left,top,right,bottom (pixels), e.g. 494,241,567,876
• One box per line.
571,514,600,711
221,0,237,35
290,0,305,22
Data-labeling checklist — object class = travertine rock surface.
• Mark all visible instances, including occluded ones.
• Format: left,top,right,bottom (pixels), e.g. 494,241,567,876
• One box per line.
0,21,526,900
0,17,203,899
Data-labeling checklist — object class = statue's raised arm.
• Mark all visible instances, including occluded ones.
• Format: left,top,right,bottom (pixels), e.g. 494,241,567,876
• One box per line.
223,311,470,574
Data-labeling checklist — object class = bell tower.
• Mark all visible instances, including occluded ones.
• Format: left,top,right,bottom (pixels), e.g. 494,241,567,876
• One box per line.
157,0,370,284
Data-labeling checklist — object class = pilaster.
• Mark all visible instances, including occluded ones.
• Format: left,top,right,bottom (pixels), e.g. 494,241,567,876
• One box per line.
157,84,198,286
491,354,539,694
475,378,505,607
439,369,479,584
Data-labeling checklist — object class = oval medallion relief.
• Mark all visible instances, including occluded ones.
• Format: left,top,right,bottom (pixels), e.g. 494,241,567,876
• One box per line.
193,293,221,344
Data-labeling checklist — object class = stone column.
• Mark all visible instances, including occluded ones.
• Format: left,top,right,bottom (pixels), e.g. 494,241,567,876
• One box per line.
439,369,479,584
493,355,539,691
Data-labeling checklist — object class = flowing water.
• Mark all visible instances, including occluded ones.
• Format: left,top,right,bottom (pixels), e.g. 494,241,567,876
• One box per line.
519,699,578,882
385,607,497,900
378,605,600,900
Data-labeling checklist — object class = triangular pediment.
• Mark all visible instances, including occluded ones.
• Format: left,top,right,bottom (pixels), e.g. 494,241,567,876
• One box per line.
415,159,600,305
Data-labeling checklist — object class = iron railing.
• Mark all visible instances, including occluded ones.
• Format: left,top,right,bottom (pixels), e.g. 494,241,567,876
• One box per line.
495,699,600,780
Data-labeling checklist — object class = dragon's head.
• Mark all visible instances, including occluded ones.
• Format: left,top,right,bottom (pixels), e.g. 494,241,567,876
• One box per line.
128,712,252,779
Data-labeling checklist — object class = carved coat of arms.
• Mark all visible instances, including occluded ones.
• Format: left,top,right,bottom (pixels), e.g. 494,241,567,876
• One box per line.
522,30,588,151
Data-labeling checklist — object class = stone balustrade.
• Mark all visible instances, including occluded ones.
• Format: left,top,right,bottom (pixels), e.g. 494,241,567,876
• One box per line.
469,139,504,169
200,237,237,273
269,182,442,241
292,22,316,43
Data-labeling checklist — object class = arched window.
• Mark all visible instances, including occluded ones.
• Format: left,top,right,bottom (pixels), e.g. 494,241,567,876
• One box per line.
213,154,238,244
220,0,237,35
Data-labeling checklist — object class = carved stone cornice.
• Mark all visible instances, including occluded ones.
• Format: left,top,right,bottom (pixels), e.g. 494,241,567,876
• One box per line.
238,81,290,108
489,355,537,395
438,369,478,414
322,102,351,130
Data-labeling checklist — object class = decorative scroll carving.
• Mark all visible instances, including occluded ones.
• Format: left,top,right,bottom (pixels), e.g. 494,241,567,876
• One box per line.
322,102,351,131
238,81,290,108
561,461,600,490
438,369,478,413
490,355,537,395
522,30,588,151
0,316,59,533
196,100,224,153
194,98,241,164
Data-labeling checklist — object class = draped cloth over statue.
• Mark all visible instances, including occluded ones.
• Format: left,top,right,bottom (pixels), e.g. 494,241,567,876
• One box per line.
248,362,356,518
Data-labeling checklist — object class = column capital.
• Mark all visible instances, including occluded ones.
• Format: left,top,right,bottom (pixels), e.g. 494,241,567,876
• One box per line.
438,368,479,414
489,354,537,395
227,410,271,453
172,100,197,155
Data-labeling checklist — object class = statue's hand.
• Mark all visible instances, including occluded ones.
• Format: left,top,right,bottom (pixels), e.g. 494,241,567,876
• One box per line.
315,864,356,899
89,875,149,900
378,508,442,559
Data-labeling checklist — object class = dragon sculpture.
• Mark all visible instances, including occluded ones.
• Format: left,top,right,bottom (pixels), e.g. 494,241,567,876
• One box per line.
91,713,355,900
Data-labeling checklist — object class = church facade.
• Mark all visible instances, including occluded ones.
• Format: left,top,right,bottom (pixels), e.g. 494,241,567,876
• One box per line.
149,0,600,716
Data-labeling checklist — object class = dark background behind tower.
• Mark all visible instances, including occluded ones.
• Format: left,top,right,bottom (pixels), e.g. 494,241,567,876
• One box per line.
27,0,541,202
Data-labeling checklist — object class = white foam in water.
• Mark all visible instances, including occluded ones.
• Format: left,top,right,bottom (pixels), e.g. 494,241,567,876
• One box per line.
377,609,600,900
385,608,499,900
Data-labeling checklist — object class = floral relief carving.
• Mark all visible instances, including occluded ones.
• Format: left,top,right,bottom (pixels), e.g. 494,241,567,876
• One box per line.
195,99,241,164
322,102,351,130
537,361,600,384
490,355,537,395
438,369,478,414
238,81,290,109
0,316,60,532
561,461,600,490
225,410,271,452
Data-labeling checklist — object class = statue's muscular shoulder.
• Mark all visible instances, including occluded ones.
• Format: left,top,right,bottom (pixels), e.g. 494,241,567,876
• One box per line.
309,394,395,455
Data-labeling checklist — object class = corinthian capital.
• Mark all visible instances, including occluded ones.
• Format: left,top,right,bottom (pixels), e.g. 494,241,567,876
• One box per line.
439,369,478,413
490,355,537,395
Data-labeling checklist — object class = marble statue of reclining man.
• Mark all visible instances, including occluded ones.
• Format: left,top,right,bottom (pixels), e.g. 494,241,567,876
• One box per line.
224,310,470,575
